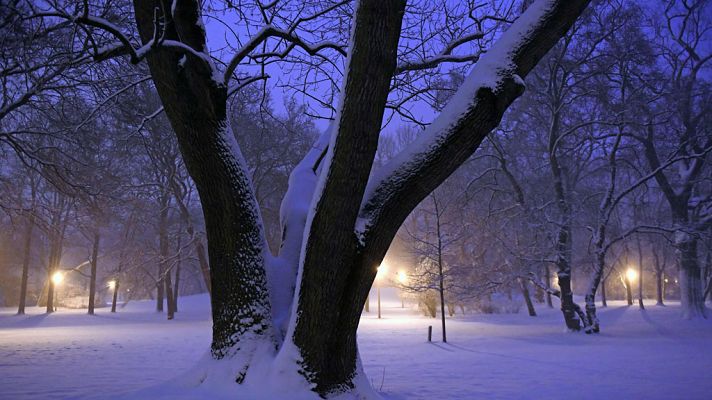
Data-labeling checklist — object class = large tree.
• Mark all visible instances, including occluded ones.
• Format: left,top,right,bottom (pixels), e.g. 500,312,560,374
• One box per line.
33,0,590,396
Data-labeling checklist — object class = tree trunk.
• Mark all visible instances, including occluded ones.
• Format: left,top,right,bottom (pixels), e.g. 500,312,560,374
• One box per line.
584,250,606,333
165,270,175,320
677,233,705,318
519,277,537,317
438,257,447,343
545,265,553,308
134,0,272,359
173,259,181,313
637,239,645,310
601,278,607,307
156,277,164,312
625,276,633,306
435,200,447,342
555,227,580,330
549,102,581,331
45,221,65,313
87,232,100,315
17,215,34,315
656,272,664,306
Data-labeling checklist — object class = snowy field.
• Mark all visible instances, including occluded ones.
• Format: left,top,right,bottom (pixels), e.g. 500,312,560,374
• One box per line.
1,291,711,400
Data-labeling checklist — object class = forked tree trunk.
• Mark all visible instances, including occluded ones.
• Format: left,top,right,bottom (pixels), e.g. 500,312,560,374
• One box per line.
130,0,591,396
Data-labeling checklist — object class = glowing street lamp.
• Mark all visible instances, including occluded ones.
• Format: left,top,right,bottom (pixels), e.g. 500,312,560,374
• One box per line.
624,267,637,306
52,271,64,286
51,271,64,311
626,268,638,282
107,280,116,290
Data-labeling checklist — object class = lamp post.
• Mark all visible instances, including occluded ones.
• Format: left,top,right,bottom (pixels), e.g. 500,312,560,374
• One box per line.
51,271,64,311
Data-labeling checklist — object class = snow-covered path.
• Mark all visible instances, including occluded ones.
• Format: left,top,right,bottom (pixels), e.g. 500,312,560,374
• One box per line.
1,293,711,399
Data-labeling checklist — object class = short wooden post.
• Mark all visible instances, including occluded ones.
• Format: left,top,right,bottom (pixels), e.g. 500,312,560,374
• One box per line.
427,325,432,342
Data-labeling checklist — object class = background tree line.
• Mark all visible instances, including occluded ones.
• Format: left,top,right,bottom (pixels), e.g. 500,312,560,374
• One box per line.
0,0,709,334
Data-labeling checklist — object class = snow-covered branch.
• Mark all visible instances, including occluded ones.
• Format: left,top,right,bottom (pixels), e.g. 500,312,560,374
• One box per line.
358,0,591,248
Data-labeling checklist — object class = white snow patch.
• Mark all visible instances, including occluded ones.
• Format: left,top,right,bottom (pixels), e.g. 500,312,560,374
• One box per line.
2,293,712,399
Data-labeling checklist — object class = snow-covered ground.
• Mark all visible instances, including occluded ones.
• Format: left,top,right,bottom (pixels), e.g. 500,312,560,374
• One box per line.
1,290,711,400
